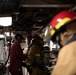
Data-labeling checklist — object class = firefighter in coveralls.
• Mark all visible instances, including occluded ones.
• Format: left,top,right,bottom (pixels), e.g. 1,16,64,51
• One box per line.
25,34,48,75
49,10,76,75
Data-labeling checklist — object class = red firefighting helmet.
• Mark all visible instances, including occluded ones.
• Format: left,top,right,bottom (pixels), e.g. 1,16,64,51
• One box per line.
50,10,76,41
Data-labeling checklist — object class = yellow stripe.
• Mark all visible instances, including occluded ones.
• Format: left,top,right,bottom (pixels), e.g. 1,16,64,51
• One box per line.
51,18,71,36
55,18,71,29
26,62,31,66
50,30,55,36
35,54,41,57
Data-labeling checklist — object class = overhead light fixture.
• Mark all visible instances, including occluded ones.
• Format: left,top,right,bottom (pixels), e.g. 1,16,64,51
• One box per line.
5,32,10,36
0,17,12,26
0,34,4,38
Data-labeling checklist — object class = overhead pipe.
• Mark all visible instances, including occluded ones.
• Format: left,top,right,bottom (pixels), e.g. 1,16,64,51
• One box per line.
20,4,73,8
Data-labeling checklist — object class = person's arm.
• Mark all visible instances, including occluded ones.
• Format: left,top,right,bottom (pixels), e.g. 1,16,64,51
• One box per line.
15,45,26,60
26,45,36,65
23,45,36,74
51,45,76,75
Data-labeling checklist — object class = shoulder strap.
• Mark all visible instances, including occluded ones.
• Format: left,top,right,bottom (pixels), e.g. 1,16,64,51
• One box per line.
35,44,44,64
66,33,76,44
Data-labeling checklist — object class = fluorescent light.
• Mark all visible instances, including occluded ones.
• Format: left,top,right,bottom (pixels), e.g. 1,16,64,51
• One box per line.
0,17,12,26
0,34,4,38
5,32,10,36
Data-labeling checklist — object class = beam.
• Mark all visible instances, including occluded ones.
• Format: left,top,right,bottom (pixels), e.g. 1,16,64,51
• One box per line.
20,4,73,8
